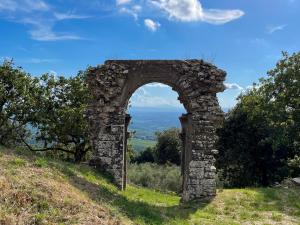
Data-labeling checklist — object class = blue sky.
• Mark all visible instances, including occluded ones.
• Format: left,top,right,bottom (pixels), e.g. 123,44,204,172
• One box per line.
0,0,299,110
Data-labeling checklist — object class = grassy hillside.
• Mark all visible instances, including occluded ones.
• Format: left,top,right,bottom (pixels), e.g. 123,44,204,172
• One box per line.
1,147,300,225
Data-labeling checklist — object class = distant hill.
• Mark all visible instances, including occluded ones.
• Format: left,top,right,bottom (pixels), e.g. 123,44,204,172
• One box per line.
128,107,186,141
127,107,229,151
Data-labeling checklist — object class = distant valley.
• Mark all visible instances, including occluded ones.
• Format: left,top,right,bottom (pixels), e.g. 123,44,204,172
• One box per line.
127,107,228,152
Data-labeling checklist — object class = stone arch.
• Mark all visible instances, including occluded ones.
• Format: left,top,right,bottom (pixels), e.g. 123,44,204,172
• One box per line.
87,60,226,202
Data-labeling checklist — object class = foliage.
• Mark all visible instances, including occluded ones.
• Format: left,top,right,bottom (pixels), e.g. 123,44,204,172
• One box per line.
30,71,92,162
217,52,300,187
132,147,155,164
128,163,182,193
131,128,182,165
126,143,136,162
288,155,300,176
154,128,182,165
0,61,39,146
0,61,91,162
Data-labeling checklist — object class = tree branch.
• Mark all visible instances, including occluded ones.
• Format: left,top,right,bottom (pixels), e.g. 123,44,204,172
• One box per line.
18,133,74,154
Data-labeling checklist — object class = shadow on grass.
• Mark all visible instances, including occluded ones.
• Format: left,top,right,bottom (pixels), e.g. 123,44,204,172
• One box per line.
252,187,300,217
51,162,210,224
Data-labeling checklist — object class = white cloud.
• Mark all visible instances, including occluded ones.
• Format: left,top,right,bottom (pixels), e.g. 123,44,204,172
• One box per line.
225,82,243,90
116,0,131,5
149,0,244,24
132,95,181,107
29,28,82,41
267,24,286,34
54,12,90,20
21,18,82,41
202,9,244,25
131,86,182,108
24,0,49,11
19,58,58,64
0,0,18,11
131,93,181,107
0,0,49,12
145,83,168,88
144,19,161,31
119,5,142,20
0,1,88,41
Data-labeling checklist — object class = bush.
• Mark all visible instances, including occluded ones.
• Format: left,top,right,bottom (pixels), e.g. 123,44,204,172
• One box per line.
154,128,182,165
127,163,182,193
132,147,155,164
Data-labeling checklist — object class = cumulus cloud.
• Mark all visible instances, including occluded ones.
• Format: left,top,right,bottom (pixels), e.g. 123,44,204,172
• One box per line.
116,0,131,5
267,24,286,34
225,82,243,90
149,0,244,24
144,19,161,31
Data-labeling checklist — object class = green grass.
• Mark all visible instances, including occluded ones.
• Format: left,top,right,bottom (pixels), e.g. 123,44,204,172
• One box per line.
1,146,300,225
129,138,156,152
128,163,182,193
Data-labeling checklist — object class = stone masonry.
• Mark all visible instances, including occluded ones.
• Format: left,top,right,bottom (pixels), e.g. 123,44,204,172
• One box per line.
87,60,226,202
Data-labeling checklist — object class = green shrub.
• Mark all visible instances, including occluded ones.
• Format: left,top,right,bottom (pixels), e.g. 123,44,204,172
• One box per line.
10,157,27,167
34,158,48,168
127,163,182,193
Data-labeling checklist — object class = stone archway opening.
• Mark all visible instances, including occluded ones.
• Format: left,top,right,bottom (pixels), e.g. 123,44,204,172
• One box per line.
87,60,226,202
126,82,187,192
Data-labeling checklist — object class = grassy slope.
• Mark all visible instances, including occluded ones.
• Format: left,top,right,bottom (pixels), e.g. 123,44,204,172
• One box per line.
1,147,300,225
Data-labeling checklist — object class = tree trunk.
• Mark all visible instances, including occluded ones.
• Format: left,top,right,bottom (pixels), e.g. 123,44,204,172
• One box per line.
74,147,86,163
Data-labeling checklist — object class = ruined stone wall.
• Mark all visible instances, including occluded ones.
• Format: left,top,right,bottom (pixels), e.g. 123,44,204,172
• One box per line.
87,60,226,201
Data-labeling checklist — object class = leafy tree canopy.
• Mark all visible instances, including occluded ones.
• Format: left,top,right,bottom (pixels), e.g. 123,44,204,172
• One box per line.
216,52,300,187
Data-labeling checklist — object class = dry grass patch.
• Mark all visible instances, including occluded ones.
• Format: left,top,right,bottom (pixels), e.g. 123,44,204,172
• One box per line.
0,152,121,225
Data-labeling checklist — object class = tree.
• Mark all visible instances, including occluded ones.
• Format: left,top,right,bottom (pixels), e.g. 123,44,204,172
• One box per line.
0,61,92,162
216,52,300,187
261,52,300,157
131,128,182,165
0,61,39,146
28,71,92,162
154,128,182,165
133,147,155,164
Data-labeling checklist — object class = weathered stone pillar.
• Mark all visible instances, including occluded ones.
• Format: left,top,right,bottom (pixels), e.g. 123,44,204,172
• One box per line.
89,111,126,188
